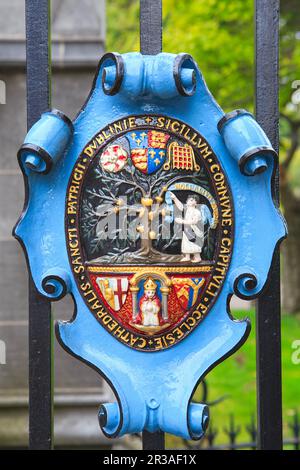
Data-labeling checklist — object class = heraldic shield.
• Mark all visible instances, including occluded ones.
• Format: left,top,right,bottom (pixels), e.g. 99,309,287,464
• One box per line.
14,52,286,441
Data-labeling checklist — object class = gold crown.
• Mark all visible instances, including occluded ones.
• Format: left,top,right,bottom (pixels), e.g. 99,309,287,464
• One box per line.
143,277,157,291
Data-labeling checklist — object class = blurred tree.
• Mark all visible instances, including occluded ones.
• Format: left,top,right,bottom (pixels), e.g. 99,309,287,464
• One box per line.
107,0,300,313
279,0,300,313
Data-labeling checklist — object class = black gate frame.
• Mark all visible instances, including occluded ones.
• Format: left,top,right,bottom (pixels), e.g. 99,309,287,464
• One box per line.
25,0,282,451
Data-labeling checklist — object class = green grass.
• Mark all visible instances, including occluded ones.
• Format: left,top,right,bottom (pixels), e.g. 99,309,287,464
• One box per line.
167,310,300,449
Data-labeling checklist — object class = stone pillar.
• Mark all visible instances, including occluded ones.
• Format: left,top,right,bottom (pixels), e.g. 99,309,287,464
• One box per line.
160,287,170,321
0,0,117,448
130,286,140,321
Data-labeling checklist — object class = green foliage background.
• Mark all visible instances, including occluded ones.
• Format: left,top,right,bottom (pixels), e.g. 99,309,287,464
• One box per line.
107,0,300,187
107,1,300,110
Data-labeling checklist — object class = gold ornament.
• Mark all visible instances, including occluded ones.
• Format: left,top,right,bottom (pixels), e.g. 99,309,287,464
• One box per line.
141,197,153,207
138,208,145,218
164,142,200,171
143,277,157,291
116,198,124,206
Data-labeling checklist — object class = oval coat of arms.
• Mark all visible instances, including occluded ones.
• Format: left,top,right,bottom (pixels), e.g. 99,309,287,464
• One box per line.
66,115,233,352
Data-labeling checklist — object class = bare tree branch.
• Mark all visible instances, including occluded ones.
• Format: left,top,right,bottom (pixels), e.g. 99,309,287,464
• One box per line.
280,113,300,170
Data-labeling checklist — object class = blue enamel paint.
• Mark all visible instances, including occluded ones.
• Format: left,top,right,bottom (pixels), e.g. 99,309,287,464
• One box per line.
14,52,286,441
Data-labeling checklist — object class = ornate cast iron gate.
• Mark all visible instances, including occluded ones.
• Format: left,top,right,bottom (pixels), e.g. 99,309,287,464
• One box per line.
23,0,282,450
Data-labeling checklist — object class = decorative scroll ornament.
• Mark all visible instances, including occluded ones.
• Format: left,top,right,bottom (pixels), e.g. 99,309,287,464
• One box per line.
14,51,287,441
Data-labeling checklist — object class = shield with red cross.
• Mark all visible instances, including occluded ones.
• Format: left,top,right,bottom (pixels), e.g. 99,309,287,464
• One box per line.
90,275,129,312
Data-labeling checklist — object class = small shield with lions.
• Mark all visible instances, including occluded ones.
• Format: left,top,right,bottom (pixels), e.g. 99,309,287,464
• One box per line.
126,130,170,174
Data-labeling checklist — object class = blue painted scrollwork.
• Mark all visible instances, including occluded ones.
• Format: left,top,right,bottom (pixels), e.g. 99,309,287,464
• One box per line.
14,52,286,440
18,109,73,174
218,109,277,176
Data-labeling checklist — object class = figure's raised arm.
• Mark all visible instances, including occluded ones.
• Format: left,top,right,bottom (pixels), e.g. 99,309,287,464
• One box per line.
170,192,183,211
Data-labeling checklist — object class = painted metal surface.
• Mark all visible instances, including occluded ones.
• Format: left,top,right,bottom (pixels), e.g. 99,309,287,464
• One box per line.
255,0,283,450
14,51,286,440
24,0,53,450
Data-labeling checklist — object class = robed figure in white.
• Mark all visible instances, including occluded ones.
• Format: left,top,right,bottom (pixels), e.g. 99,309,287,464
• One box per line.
170,192,213,263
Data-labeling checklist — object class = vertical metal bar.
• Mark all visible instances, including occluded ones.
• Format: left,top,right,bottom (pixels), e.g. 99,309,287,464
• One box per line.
140,0,162,55
142,430,165,450
25,0,53,450
140,0,164,450
255,0,283,450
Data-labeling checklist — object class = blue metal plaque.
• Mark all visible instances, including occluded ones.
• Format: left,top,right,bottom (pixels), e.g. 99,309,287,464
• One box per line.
14,52,286,440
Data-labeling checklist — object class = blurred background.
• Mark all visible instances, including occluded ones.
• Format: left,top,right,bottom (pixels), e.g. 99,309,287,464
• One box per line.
0,0,299,450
